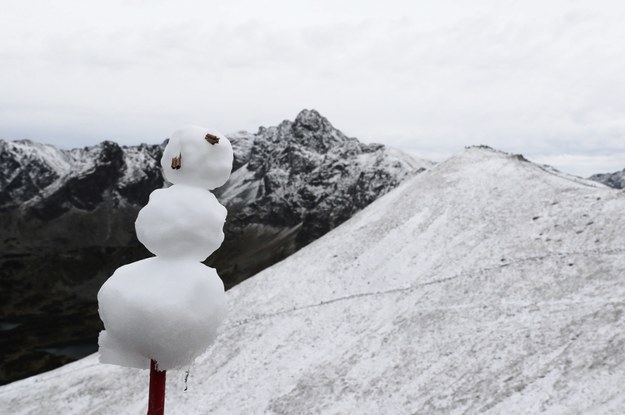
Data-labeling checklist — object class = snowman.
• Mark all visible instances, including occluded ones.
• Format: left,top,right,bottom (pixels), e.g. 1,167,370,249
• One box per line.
97,125,233,371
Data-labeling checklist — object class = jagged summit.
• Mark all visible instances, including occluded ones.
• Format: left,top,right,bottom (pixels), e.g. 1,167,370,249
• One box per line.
2,144,624,414
293,108,331,129
247,109,350,159
291,108,340,141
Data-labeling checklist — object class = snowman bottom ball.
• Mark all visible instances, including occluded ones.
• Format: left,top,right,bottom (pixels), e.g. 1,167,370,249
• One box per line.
97,257,226,370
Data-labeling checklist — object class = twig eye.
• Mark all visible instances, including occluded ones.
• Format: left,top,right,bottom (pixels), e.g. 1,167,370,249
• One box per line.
205,133,220,145
171,153,182,170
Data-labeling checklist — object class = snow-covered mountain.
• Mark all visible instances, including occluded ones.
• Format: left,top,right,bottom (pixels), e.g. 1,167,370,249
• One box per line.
0,109,428,281
0,109,429,385
589,168,625,189
2,146,624,414
0,139,164,217
214,109,431,284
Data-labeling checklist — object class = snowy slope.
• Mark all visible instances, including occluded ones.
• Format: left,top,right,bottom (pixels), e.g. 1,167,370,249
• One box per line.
2,146,625,414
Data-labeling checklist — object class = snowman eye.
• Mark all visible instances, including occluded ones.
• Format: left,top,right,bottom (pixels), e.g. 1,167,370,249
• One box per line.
171,153,182,170
205,133,220,145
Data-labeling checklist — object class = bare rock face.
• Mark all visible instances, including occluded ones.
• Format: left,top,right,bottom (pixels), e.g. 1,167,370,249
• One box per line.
0,109,431,384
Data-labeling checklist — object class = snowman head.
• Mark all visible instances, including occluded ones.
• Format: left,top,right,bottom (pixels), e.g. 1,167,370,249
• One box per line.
161,125,233,189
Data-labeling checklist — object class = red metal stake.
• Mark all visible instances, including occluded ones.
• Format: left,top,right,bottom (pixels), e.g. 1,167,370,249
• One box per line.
147,359,166,415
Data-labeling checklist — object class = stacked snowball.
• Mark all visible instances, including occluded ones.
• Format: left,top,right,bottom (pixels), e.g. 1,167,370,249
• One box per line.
98,126,232,370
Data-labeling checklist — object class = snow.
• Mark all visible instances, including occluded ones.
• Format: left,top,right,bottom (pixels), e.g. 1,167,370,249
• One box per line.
0,139,73,204
97,126,231,371
161,126,233,189
2,146,625,414
8,139,72,177
384,146,435,172
98,258,226,370
120,145,156,183
135,185,226,261
217,164,261,206
227,130,255,167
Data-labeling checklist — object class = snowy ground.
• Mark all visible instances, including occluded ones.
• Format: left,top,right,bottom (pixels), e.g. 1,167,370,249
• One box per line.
1,146,624,414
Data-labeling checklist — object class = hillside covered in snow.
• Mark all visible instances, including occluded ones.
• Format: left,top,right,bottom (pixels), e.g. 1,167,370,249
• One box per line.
2,146,624,414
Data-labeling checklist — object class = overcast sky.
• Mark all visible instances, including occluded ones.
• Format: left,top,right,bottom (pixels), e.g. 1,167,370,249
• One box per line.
1,0,624,176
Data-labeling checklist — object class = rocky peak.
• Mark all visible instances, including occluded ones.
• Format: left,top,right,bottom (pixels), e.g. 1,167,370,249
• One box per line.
292,109,331,133
216,110,432,241
96,141,123,162
246,110,355,174
290,109,347,151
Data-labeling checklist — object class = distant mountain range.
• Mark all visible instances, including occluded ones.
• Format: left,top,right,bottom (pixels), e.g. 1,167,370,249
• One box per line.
0,109,431,384
2,146,624,414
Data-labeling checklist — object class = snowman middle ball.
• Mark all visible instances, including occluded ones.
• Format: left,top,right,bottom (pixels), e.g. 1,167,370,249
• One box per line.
135,185,227,262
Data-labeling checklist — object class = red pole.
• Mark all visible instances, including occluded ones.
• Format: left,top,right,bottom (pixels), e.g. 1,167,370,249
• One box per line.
147,359,166,415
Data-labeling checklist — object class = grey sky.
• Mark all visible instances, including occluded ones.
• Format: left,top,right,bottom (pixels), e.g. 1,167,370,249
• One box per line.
1,0,624,176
